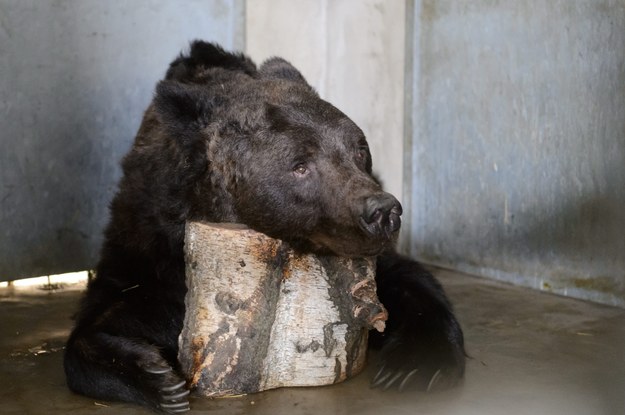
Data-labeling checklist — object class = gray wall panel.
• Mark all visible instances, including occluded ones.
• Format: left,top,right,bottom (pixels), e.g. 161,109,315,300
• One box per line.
407,1,625,307
0,0,244,280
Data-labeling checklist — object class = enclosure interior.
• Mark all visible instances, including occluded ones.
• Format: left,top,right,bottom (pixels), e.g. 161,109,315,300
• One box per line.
1,1,624,414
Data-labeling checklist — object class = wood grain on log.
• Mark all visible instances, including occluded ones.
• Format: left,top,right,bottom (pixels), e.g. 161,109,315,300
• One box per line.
179,222,387,397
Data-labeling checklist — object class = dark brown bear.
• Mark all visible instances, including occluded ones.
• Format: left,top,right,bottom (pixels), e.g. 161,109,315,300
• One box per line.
64,41,465,413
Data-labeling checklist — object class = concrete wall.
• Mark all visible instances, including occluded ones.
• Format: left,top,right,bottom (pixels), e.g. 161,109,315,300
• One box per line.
246,0,406,202
405,0,625,307
1,0,403,282
4,0,623,308
0,0,244,281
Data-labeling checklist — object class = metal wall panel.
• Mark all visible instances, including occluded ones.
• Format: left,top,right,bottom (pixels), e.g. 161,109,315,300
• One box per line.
406,0,625,307
0,0,244,281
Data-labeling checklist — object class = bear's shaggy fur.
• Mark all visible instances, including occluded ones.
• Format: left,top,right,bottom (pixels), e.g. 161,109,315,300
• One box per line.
64,42,465,413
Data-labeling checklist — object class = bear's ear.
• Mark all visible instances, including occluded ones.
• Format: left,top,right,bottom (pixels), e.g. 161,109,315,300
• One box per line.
153,80,219,132
259,57,312,87
166,40,257,81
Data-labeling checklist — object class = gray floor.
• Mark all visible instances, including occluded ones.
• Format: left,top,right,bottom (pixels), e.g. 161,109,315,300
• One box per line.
2,268,624,415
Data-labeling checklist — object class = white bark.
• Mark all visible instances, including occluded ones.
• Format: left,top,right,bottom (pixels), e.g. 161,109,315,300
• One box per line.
179,222,386,397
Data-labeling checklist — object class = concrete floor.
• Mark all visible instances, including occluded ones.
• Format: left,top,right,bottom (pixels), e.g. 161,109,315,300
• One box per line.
1,268,624,415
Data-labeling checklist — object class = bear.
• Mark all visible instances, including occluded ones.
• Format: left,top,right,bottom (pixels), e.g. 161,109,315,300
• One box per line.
64,41,465,413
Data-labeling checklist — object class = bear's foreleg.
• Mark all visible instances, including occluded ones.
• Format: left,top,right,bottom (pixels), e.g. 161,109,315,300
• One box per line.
64,304,190,413
371,252,466,391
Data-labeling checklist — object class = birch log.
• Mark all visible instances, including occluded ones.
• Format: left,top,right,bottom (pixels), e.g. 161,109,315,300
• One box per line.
179,221,387,397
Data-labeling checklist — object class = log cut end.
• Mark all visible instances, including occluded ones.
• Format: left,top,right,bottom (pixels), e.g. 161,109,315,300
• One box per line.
179,221,387,397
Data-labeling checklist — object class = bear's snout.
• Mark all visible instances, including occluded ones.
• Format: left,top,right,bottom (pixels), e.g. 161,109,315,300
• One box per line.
359,193,402,240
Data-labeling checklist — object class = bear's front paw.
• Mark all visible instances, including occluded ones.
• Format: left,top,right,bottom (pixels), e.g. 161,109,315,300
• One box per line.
141,363,190,413
371,322,465,392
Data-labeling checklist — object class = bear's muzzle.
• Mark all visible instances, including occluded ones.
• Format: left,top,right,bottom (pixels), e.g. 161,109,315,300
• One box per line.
358,193,402,240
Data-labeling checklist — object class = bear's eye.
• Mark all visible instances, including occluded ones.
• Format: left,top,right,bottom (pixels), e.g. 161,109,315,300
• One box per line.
293,163,309,177
356,146,368,161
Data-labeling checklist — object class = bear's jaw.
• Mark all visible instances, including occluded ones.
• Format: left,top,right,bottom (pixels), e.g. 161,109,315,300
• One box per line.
306,228,399,258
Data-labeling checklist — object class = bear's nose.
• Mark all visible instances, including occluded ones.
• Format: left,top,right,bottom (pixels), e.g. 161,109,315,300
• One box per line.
359,193,402,239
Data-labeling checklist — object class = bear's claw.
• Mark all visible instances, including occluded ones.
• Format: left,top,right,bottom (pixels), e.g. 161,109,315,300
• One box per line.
163,389,190,401
159,383,190,414
160,401,190,413
371,330,464,393
372,358,462,393
161,380,186,393
381,371,405,390
144,365,173,375
398,369,419,392
426,369,443,392
139,359,190,413
372,366,419,391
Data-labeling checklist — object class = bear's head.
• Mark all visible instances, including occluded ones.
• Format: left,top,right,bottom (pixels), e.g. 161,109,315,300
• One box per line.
152,42,401,257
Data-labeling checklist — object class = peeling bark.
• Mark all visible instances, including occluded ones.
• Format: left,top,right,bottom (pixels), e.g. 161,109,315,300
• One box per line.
179,221,387,397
